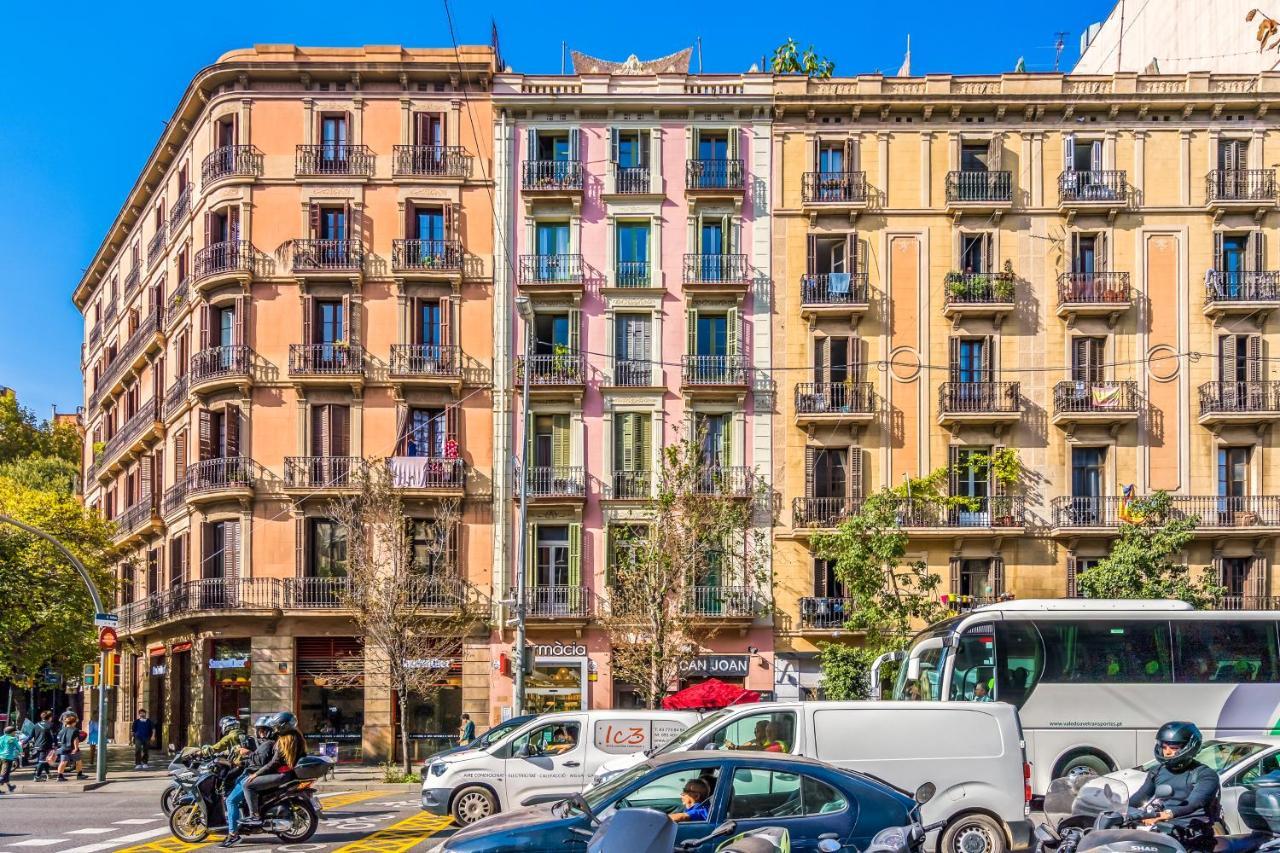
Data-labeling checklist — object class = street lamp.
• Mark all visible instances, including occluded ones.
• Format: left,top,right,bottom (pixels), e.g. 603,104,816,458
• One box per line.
513,295,534,715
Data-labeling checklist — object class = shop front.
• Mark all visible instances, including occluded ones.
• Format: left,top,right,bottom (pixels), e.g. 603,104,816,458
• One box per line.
209,639,252,731
527,641,589,713
147,649,166,749
396,657,464,762
296,637,364,761
172,643,192,749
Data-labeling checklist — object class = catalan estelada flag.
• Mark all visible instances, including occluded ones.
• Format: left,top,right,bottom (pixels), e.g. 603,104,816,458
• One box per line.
1118,483,1144,524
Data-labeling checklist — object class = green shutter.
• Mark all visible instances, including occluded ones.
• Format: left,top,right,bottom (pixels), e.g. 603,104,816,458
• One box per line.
638,414,651,471
727,306,740,356
604,525,615,588
568,522,582,587
619,414,635,471
526,524,536,589
568,308,581,353
724,416,733,466
552,414,570,468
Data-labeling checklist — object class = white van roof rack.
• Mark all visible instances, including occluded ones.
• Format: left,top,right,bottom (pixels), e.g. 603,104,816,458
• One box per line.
973,598,1194,612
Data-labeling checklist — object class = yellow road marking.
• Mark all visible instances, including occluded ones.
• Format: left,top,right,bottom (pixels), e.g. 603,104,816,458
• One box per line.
330,811,454,853
321,790,394,811
113,835,221,852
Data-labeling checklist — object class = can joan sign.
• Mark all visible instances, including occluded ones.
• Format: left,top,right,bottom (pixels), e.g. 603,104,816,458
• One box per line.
679,655,750,678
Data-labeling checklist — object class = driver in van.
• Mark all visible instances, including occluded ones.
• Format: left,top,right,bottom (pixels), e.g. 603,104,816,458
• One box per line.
544,726,576,755
725,721,768,750
1128,721,1219,852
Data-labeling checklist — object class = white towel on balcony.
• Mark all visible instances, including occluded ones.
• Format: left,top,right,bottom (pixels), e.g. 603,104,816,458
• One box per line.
388,456,434,488
828,272,852,295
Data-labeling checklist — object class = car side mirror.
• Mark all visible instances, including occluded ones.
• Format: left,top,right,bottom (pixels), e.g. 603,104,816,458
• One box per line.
819,839,842,853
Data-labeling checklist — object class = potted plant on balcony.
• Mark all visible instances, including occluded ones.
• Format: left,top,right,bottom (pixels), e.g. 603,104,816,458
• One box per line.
993,260,1016,302
945,272,970,301
92,440,105,460
983,448,1023,526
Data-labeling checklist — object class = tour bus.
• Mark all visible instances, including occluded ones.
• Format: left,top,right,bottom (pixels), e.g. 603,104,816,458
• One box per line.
888,599,1280,793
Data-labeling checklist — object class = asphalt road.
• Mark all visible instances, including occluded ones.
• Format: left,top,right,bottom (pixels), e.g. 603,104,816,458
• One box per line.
0,785,459,852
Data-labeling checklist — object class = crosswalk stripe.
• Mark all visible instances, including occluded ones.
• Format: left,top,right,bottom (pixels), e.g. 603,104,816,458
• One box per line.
66,829,115,835
63,827,181,853
13,842,67,848
113,819,161,825
108,831,217,853
329,811,454,853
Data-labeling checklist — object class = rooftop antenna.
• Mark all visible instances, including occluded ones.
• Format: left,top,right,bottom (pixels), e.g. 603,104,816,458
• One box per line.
1054,31,1067,71
561,41,566,75
697,37,703,73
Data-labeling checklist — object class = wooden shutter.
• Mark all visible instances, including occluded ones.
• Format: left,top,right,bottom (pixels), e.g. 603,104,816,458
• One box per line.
812,137,822,172
444,204,455,241
637,413,651,472
311,405,328,456
610,127,620,164
224,405,240,457
846,136,860,172
445,403,460,448
948,444,961,496
140,454,153,501
234,296,246,347
846,232,858,275
1096,231,1108,273
198,410,213,461
342,293,354,344
395,403,409,456
229,205,240,241
568,308,581,353
1213,554,1226,587
1066,555,1078,597
849,446,863,498
199,302,210,350
813,336,828,383
991,556,1005,595
851,336,864,383
1089,140,1103,172
1248,334,1263,382
981,335,994,382
225,520,240,582
948,337,961,382
552,414,570,468
1222,335,1239,383
727,127,739,163
296,517,307,577
686,309,697,356
569,127,581,161
949,556,962,594
619,414,635,472
1250,231,1266,272
1214,232,1225,272
987,135,1002,171
992,443,1007,497
1250,554,1269,599
302,294,314,345
806,234,817,275
525,128,537,160
308,203,320,239
331,405,350,456
525,524,536,589
203,211,213,247
174,430,187,480
1063,134,1075,171
568,522,582,587
813,559,828,596
1072,337,1091,382
727,306,740,357
804,446,816,499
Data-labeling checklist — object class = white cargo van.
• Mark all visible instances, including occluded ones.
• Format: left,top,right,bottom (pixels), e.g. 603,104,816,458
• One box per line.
419,709,699,825
592,701,1031,853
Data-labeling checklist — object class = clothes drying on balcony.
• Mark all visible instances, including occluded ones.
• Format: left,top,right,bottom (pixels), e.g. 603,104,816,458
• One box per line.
1089,384,1121,408
826,272,851,297
388,456,458,489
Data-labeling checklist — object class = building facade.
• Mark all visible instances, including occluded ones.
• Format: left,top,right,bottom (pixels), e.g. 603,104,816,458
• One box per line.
74,44,499,759
771,70,1280,695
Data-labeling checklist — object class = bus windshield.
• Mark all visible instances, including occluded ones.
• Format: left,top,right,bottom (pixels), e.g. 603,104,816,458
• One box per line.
892,616,962,700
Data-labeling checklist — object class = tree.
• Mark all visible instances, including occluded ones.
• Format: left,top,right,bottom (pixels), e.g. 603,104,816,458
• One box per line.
771,38,836,78
326,464,487,774
1077,490,1222,607
0,390,80,467
0,455,80,496
599,434,771,709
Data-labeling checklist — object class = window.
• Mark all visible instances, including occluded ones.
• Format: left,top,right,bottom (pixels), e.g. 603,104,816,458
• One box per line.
695,314,728,357
535,131,572,162
806,234,853,275
535,526,570,587
533,312,571,355
310,404,351,458
1071,337,1105,384
414,112,444,147
534,222,571,279
960,142,990,172
613,413,651,492
1037,620,1172,683
817,141,845,173
959,559,996,597
1221,558,1251,599
1071,447,1105,500
698,132,728,161
809,448,847,499
531,414,570,469
315,300,345,345
1218,334,1260,385
1067,136,1103,173
727,769,807,819
409,519,452,575
201,520,237,580
616,221,650,285
612,129,649,169
411,205,446,242
614,766,718,817
960,234,992,274
308,519,347,578
1071,233,1104,276
320,114,348,158
1174,620,1279,683
405,408,446,457
417,300,442,347
949,629,995,701
614,314,651,385
315,207,346,241
216,116,236,148
1238,751,1280,785
1219,139,1249,173
705,711,797,753
700,218,726,256
953,338,989,384
696,413,730,468
1219,446,1251,499
510,721,581,758
812,559,846,598
214,304,235,350
953,447,990,500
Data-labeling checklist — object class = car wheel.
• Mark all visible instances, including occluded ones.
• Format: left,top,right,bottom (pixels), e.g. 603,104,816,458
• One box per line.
452,786,497,825
941,814,1006,853
1057,753,1111,778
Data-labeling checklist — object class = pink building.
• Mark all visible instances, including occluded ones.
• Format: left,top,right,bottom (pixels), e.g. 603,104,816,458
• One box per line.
488,54,776,715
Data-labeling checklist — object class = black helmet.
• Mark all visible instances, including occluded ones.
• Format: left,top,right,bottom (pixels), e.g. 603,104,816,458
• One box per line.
1155,721,1202,769
265,711,297,734
217,716,241,737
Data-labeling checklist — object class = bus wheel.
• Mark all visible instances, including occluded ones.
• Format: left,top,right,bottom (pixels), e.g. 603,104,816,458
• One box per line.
1056,752,1112,779
942,814,1006,853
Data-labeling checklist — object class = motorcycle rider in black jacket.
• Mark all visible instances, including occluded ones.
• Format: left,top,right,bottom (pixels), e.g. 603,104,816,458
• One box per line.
1128,721,1220,852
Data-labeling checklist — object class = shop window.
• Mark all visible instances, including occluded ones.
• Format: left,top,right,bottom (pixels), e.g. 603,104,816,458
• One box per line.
209,639,251,732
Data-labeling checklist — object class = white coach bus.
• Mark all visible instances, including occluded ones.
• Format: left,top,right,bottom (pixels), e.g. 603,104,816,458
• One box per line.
889,599,1280,793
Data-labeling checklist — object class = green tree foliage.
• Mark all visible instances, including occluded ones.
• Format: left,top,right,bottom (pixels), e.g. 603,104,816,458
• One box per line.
0,455,80,496
0,390,79,466
1076,491,1222,607
771,38,836,78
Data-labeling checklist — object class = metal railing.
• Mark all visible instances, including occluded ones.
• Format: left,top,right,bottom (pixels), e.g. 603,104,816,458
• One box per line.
801,273,870,307
194,240,254,282
611,470,651,499
792,496,860,528
939,381,1021,415
161,479,187,515
202,145,261,186
289,343,365,375
683,254,749,285
392,239,463,272
102,399,160,465
891,495,1025,528
1206,169,1276,203
523,465,586,498
389,344,461,377
802,171,868,204
291,239,363,272
116,578,281,631
686,158,745,191
163,374,188,419
682,354,748,386
1214,596,1280,611
97,311,160,395
944,271,1016,304
521,159,583,191
686,586,764,618
1199,381,1280,415
89,325,100,349
392,145,471,177
614,166,650,194
1058,272,1132,305
190,345,253,385
387,457,466,490
615,261,651,287
1051,495,1280,528
795,382,875,416
1052,380,1141,415
1058,170,1127,203
800,597,854,629
185,457,255,497
692,465,752,497
527,585,593,619
113,500,156,538
169,185,192,231
403,575,473,611
518,253,584,284
164,279,190,327
1204,270,1280,304
295,144,375,176
946,170,1013,203
516,353,585,385
284,456,363,489
147,226,167,267
613,360,652,387
123,267,139,295
284,577,350,609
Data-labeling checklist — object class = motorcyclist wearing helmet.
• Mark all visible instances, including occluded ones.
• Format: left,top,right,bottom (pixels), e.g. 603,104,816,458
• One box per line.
200,716,248,758
1128,722,1220,851
220,717,276,848
240,712,308,831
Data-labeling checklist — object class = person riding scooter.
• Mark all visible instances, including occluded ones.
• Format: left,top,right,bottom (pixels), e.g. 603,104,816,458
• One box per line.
200,716,249,758
1128,721,1220,852
219,717,276,848
238,712,307,831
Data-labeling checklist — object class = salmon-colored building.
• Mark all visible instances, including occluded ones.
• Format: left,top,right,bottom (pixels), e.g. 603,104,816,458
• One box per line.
73,44,498,760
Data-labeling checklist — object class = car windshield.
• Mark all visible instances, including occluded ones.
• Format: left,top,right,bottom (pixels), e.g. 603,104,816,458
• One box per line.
651,710,731,756
476,717,531,751
581,761,655,811
1139,740,1268,772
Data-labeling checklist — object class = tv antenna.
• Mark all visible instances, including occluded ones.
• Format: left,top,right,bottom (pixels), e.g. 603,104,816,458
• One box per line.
1054,31,1068,70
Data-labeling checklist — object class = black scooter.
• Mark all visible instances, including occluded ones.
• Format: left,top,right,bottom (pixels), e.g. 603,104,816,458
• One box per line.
167,754,328,844
162,749,204,816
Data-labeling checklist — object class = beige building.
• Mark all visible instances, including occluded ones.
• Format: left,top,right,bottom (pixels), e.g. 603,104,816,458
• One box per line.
73,44,499,760
770,70,1280,695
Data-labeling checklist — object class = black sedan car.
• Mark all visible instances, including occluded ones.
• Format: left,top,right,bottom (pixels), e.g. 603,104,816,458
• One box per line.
431,751,918,853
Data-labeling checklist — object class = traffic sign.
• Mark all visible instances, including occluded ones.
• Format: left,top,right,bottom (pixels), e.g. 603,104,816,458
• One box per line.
94,613,118,628
98,626,118,651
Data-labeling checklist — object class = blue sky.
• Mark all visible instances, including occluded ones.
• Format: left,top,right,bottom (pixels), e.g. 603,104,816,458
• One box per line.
0,0,1117,414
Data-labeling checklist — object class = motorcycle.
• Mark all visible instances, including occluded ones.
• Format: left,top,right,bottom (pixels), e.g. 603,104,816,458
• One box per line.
167,754,328,844
161,748,205,815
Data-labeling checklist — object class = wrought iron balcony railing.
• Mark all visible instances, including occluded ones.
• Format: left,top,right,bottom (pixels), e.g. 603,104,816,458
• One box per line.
1051,495,1280,529
615,261,651,288
1058,272,1131,305
389,344,461,378
686,158,745,191
891,496,1025,528
161,479,187,515
614,166,650,194
295,144,375,176
518,253,584,284
1206,169,1276,203
284,456,364,489
291,239,363,273
1215,596,1280,611
527,585,593,619
387,456,465,490
1052,380,1141,415
284,577,350,609
516,353,585,385
194,240,254,282
1058,170,1127,203
795,382,875,416
686,586,765,618
97,311,160,395
801,273,869,307
147,226,167,267
683,254,749,285
1198,381,1280,415
123,267,139,296
800,597,854,629
613,360,652,387
946,170,1013,203
115,578,280,631
392,145,471,178
163,374,189,419
392,239,463,273
201,145,262,186
802,171,868,204
522,465,586,498
190,345,253,385
692,465,752,497
168,185,192,231
185,457,255,497
164,279,190,328
938,381,1021,415
113,499,156,539
522,159,583,191
102,399,160,465
944,271,1016,305
792,496,860,528
611,470,651,499
681,354,748,386
1204,270,1280,304
288,343,365,376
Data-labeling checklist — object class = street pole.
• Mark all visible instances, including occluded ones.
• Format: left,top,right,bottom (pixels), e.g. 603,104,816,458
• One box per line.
513,296,533,715
0,513,110,782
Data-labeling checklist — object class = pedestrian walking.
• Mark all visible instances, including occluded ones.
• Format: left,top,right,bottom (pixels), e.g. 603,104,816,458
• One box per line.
29,711,54,781
0,725,20,792
132,708,156,769
458,713,475,746
54,711,85,782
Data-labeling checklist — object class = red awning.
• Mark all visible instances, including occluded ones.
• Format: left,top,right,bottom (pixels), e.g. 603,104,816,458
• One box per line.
661,678,760,711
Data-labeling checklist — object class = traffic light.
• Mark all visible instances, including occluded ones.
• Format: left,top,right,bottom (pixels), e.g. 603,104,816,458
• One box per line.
82,663,99,688
520,644,535,678
103,652,117,688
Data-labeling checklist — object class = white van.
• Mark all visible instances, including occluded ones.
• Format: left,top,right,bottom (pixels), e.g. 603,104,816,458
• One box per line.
592,701,1031,853
419,709,700,825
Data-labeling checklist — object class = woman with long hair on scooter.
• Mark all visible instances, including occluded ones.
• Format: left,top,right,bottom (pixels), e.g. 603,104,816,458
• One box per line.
236,711,307,841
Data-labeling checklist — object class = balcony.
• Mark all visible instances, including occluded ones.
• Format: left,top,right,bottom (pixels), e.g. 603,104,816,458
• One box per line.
801,171,868,208
682,254,750,291
184,457,255,504
1051,495,1280,535
387,456,466,494
115,578,280,634
1057,272,1132,324
1203,271,1280,318
517,254,584,290
295,144,374,178
791,495,1025,534
392,145,471,179
800,273,870,320
685,586,765,621
937,382,1022,426
290,240,363,275
609,166,652,196
391,239,463,276
794,382,876,426
389,344,462,385
160,479,187,517
1057,170,1127,215
162,374,189,420
1198,381,1280,425
945,171,1014,213
99,399,161,475
1215,595,1280,611
681,355,749,391
1205,169,1276,214
516,353,585,392
610,359,654,388
289,344,365,381
283,577,350,609
685,159,745,194
692,465,753,498
521,160,583,196
523,465,586,501
193,240,254,289
164,278,190,329
96,311,161,404
147,226,167,268
189,345,253,394
112,499,159,545
201,145,262,187
168,185,192,232
1051,380,1141,428
609,470,651,499
613,261,653,289
284,456,364,491
123,266,140,296
792,496,860,529
799,597,855,631
527,585,594,620
942,272,1016,323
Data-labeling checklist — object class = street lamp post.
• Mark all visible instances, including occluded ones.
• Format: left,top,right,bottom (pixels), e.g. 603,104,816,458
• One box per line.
513,295,534,715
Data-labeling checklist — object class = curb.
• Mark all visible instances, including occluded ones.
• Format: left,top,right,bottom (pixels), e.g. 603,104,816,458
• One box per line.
5,779,418,794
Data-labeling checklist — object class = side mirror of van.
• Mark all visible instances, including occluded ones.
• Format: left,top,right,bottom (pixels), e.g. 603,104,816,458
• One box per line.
818,837,842,853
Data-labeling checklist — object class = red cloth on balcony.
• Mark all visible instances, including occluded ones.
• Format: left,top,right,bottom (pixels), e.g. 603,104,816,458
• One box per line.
661,678,759,711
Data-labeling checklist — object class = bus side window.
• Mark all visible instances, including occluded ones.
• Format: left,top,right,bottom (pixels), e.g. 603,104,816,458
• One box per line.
994,621,1044,707
1174,620,1279,683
